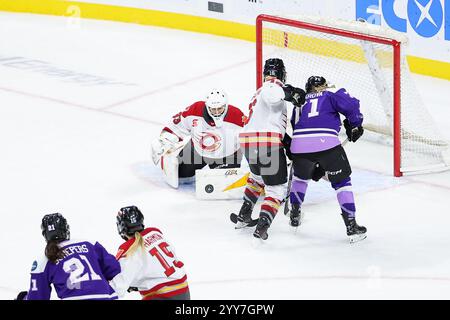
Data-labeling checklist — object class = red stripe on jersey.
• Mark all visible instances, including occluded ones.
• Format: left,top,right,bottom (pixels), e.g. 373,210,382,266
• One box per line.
240,141,283,148
116,227,163,260
142,286,189,300
239,132,283,138
139,275,187,299
239,132,283,148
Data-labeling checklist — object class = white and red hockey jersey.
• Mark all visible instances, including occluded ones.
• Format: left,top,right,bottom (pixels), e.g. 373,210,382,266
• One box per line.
163,101,245,159
110,227,188,300
239,79,287,147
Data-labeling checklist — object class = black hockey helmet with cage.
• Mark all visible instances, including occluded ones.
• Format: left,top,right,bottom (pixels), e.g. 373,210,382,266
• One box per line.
305,76,327,93
116,206,145,240
263,58,286,83
41,213,70,242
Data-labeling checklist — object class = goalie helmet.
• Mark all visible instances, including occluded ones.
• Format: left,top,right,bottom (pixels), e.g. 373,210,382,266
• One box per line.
263,58,286,83
116,206,145,240
305,76,327,93
41,213,70,242
205,88,228,128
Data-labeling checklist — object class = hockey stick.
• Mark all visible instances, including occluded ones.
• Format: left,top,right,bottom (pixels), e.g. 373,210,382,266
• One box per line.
283,137,349,216
283,162,294,216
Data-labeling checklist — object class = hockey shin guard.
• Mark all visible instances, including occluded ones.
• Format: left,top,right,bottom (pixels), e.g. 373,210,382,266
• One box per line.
290,176,309,207
243,176,265,207
331,177,356,219
260,197,281,225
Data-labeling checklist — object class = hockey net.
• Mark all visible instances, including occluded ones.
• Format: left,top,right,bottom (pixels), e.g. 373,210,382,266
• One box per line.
256,14,450,176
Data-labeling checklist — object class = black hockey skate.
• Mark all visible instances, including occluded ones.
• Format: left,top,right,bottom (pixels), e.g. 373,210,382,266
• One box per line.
342,213,367,243
289,203,303,228
230,200,258,229
253,216,270,241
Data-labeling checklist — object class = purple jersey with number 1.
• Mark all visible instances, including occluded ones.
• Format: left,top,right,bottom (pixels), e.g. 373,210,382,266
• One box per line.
27,239,121,300
290,88,363,153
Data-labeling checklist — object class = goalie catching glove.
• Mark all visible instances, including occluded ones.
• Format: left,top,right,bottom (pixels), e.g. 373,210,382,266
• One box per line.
151,131,182,165
343,119,364,142
283,84,306,107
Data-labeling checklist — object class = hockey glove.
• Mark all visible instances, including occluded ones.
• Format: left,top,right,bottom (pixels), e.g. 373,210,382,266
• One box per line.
343,119,364,142
15,291,28,300
283,84,306,107
151,131,181,165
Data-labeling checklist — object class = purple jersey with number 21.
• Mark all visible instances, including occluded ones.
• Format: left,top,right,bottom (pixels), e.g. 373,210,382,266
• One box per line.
27,239,121,300
290,88,363,154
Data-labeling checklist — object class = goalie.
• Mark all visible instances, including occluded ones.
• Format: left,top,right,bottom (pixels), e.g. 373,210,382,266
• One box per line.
151,88,245,188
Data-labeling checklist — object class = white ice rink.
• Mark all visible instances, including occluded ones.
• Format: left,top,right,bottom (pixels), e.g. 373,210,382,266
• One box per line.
1,12,450,300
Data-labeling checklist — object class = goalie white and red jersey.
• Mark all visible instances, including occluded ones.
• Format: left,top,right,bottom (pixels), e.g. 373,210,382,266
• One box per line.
239,79,287,147
110,227,188,300
162,101,245,159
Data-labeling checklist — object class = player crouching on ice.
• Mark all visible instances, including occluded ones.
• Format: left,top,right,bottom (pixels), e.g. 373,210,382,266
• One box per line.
151,89,245,188
288,76,367,243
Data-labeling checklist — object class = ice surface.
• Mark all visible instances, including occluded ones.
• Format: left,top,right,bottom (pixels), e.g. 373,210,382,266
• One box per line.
1,13,450,300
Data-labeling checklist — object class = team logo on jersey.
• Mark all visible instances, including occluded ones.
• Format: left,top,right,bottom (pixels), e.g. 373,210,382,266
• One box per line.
192,119,198,127
197,132,222,152
31,260,38,271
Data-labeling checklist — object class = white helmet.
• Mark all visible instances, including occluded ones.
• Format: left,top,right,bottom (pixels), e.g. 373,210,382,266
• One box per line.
205,88,228,127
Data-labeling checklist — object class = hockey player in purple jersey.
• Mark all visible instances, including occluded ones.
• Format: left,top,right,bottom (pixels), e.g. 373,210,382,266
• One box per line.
16,213,121,300
289,76,367,243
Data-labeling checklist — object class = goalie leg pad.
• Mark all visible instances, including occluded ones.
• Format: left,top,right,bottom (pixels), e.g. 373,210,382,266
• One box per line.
195,168,250,200
332,177,356,219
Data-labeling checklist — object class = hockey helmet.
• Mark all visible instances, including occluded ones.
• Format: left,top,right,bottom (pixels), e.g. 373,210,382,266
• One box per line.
116,206,145,240
41,213,70,242
263,58,286,83
205,88,228,127
305,76,327,93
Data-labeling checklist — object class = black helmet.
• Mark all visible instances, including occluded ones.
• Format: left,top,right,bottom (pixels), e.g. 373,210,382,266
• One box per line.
305,76,327,93
116,206,145,240
41,213,70,242
263,58,286,83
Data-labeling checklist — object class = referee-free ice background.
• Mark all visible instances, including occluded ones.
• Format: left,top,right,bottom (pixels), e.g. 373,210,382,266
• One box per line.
1,12,450,299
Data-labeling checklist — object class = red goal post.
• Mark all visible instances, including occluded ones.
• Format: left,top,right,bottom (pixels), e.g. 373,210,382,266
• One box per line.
256,14,449,177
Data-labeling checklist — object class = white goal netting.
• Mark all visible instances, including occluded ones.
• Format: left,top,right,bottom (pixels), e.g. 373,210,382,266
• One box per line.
258,15,450,175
